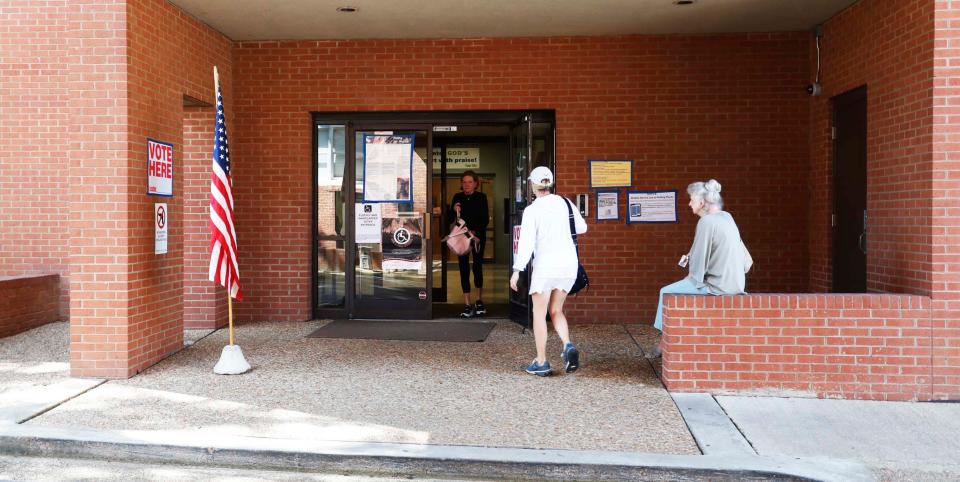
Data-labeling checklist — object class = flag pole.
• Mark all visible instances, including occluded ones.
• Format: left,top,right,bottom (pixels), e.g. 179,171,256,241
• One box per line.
212,65,249,375
228,283,234,346
214,65,236,348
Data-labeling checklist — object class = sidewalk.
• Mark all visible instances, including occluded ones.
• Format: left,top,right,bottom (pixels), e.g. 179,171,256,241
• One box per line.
1,320,953,480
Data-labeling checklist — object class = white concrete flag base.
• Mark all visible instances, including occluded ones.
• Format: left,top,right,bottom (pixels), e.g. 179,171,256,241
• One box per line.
213,344,251,375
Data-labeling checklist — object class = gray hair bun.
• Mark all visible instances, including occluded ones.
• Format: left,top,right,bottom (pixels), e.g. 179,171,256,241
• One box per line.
702,179,723,206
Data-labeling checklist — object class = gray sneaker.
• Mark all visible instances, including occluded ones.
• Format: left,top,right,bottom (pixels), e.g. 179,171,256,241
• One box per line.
561,342,580,373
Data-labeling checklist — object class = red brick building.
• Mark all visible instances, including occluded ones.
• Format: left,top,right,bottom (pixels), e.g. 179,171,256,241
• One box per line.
0,0,956,400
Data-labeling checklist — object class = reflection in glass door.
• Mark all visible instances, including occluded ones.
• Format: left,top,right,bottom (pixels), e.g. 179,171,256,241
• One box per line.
350,127,432,319
315,124,347,308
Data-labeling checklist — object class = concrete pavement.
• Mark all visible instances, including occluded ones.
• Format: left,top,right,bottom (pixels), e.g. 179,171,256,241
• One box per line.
716,396,960,481
6,320,958,480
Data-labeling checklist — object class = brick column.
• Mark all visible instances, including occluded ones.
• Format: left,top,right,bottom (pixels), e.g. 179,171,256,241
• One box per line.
67,0,133,378
932,0,960,400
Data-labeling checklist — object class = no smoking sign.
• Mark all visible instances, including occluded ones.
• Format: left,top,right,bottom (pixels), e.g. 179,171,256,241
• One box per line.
155,203,168,255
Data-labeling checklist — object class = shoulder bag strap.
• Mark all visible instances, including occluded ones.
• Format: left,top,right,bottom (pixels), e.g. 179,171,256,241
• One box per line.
563,197,580,259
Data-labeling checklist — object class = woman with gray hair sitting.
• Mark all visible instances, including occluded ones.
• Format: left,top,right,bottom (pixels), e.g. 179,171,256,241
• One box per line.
647,179,750,359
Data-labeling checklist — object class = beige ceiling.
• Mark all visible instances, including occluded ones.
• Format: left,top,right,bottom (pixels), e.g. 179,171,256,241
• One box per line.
168,0,859,41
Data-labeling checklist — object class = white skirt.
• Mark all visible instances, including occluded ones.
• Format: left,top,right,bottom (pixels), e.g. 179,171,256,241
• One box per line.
528,276,576,295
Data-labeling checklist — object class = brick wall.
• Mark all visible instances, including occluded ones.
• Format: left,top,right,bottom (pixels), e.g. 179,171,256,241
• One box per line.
0,1,72,319
808,0,934,294
5,0,953,385
183,109,228,329
0,275,61,338
232,34,811,323
932,0,960,400
662,293,934,401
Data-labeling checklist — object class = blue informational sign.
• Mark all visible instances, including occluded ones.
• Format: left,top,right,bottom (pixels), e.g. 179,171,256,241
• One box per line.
627,190,678,224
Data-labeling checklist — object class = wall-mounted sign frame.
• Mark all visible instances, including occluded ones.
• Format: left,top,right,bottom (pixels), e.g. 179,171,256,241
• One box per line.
596,190,619,221
154,203,168,254
589,160,632,189
147,138,174,197
627,190,678,224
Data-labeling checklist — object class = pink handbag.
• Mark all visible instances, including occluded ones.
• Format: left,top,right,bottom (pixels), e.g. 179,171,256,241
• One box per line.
442,218,478,256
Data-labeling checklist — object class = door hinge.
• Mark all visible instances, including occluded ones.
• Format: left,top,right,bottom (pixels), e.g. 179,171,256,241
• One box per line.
831,214,836,227
831,127,836,140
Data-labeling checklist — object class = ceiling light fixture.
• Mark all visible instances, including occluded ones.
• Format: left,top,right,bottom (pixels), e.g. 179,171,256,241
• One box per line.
673,0,696,5
336,6,358,13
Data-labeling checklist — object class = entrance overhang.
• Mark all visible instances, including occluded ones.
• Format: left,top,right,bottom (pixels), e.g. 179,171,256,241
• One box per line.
169,0,858,41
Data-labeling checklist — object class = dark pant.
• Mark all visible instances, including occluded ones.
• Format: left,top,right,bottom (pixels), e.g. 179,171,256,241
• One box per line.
457,235,485,293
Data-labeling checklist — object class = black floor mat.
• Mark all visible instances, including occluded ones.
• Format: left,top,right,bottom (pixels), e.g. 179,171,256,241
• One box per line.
306,320,496,342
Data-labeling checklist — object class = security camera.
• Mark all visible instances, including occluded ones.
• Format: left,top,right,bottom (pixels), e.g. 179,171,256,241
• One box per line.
806,83,822,96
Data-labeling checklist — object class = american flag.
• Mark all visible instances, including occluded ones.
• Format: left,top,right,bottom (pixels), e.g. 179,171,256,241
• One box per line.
208,79,242,300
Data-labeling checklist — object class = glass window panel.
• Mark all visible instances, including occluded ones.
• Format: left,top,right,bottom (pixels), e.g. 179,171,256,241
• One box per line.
317,124,346,307
317,127,330,172
332,126,345,179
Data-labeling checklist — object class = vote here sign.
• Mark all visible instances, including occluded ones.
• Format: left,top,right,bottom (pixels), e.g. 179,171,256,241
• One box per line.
147,138,174,196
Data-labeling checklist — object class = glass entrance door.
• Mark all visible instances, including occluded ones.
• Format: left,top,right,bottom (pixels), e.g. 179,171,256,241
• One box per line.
349,125,433,319
508,115,556,329
508,116,532,328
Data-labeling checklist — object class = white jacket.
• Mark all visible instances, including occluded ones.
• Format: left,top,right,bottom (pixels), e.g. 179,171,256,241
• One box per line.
512,194,587,279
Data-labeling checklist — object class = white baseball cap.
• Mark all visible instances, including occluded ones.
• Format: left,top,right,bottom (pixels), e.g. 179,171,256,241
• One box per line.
527,166,554,185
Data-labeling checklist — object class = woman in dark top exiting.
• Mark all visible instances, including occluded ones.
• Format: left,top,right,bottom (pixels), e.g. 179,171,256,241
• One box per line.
448,171,488,318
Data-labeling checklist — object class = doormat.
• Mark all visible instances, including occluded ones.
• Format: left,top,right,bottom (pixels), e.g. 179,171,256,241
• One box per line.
306,320,496,342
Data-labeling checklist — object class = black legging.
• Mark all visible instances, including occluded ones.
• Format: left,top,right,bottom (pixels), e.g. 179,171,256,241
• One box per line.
458,235,485,293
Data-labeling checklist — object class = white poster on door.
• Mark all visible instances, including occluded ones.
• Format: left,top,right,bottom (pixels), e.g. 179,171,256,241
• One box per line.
355,203,382,244
363,134,413,203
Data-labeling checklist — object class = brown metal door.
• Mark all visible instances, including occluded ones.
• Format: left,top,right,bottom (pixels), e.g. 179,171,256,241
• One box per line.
833,86,868,293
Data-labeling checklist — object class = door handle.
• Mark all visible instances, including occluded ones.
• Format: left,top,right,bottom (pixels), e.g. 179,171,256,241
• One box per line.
858,232,866,254
424,213,431,241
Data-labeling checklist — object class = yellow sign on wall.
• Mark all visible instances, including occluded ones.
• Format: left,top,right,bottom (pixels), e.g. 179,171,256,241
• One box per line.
589,160,633,188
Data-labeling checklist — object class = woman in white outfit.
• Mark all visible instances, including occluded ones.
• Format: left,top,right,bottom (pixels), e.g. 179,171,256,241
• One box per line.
510,166,588,376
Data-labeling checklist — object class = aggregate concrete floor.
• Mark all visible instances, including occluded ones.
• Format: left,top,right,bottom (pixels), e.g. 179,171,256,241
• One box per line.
0,322,70,389
22,320,699,455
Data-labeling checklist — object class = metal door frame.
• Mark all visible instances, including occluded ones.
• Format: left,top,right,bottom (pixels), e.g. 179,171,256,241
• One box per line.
312,111,555,321
348,122,433,320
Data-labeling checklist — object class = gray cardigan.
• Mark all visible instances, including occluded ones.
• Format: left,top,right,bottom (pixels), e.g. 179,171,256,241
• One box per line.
686,211,747,295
